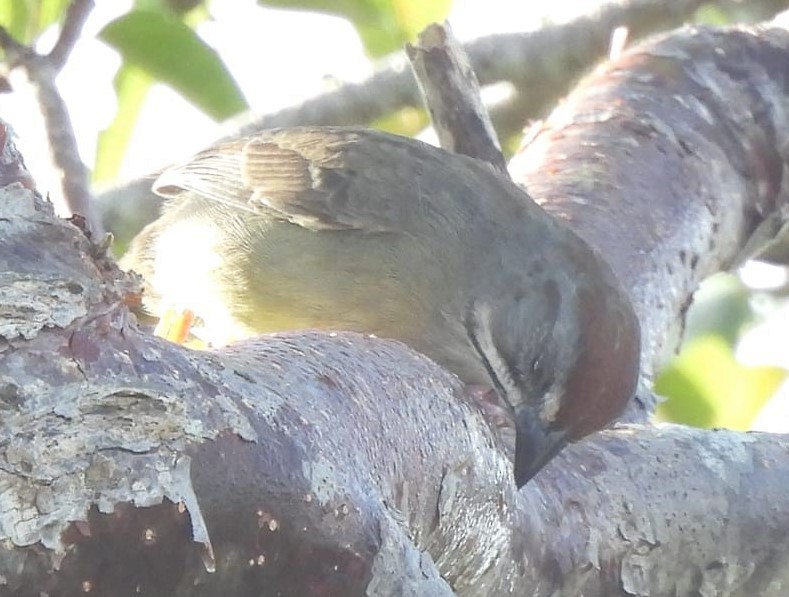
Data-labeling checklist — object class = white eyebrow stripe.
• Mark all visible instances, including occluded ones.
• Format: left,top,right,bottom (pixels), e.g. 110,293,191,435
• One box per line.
465,301,518,403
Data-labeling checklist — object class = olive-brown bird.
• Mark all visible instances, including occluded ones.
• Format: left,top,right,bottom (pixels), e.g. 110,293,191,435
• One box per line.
121,127,641,487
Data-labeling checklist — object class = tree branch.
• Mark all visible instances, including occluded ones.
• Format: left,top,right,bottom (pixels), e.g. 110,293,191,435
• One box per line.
2,12,789,597
48,0,94,71
2,184,788,595
510,17,789,408
407,22,508,176
228,0,783,140
0,0,101,237
98,0,777,246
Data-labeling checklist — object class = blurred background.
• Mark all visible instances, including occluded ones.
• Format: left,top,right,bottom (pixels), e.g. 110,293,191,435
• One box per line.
1,0,788,432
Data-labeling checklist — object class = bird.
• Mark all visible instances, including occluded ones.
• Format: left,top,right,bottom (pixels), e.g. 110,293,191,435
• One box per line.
120,126,641,487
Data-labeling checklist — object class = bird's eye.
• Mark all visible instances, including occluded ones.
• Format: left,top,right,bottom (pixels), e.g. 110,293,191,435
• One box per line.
508,362,527,385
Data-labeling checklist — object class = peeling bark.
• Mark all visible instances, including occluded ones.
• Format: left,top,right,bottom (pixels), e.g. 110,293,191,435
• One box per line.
0,185,466,596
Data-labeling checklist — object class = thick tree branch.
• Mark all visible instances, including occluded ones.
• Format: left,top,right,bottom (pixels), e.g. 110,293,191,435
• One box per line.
510,19,789,406
2,184,788,595
2,13,789,597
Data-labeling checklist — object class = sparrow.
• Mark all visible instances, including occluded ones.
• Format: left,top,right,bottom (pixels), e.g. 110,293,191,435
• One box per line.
121,127,641,486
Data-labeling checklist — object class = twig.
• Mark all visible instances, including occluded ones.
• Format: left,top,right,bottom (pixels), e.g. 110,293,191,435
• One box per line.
49,0,94,70
0,0,102,237
407,22,508,177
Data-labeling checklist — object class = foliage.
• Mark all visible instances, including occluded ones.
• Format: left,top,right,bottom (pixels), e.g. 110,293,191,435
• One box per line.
3,0,449,179
98,10,246,121
0,0,70,46
95,7,247,179
656,274,787,429
257,0,452,57
656,335,785,429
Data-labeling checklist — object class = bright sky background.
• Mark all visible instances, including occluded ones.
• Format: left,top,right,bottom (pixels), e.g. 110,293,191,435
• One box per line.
2,0,787,431
3,0,587,188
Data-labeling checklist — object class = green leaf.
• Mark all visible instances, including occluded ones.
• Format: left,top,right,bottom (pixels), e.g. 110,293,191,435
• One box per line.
0,1,31,43
0,0,70,46
656,335,786,430
94,64,154,183
132,0,208,20
692,5,731,26
36,0,70,33
98,10,247,121
371,105,428,136
258,0,453,57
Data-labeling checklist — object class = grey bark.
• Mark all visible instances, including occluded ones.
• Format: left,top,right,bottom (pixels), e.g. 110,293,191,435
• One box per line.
1,14,789,597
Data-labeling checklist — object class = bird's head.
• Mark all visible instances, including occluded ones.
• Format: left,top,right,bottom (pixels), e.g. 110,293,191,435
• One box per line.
466,267,640,488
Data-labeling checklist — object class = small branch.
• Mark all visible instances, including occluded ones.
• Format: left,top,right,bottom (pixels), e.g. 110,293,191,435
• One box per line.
31,68,96,225
228,0,764,143
48,0,94,71
0,0,101,237
407,22,508,176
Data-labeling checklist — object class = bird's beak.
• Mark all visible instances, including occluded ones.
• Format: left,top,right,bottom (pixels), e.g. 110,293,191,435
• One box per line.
512,408,569,488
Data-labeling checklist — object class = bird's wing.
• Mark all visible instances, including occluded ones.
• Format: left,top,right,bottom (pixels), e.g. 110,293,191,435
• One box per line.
153,139,251,213
152,127,451,232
